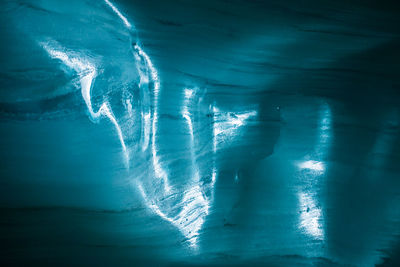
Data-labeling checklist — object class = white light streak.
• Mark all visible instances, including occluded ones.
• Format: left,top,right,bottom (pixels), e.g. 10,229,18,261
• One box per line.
141,112,151,151
183,88,195,142
104,0,132,29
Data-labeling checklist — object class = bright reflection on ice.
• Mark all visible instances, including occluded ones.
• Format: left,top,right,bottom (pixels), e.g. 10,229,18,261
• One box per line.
40,41,129,165
298,192,324,240
296,104,332,241
104,0,132,29
298,160,324,172
213,107,257,151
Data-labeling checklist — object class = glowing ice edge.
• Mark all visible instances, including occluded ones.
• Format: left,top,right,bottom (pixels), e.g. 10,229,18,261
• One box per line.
104,0,132,29
40,42,129,167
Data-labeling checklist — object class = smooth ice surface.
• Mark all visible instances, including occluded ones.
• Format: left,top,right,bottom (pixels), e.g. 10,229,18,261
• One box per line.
1,0,400,266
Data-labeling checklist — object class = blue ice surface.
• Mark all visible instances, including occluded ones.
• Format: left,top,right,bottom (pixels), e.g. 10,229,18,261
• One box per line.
0,0,400,266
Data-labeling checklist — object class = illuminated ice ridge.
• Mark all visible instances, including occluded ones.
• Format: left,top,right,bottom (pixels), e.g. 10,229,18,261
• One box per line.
40,0,257,249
